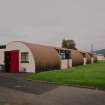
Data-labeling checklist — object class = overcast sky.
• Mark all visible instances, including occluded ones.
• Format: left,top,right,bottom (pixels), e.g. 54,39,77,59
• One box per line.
0,0,105,51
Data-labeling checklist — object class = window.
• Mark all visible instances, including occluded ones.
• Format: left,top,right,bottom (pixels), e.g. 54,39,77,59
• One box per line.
65,50,70,59
60,52,65,59
60,50,70,60
21,52,29,63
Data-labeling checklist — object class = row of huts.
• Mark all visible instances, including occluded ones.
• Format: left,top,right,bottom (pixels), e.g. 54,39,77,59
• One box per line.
0,41,97,73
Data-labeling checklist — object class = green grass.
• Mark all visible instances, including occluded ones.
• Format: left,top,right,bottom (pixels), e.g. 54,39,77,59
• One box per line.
28,61,105,89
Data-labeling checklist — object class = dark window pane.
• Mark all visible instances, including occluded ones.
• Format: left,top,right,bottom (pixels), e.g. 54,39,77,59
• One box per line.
21,52,29,63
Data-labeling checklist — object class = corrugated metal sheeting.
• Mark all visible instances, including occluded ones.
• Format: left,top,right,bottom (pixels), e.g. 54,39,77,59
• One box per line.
0,41,97,73
71,49,84,66
14,42,98,72
22,42,61,73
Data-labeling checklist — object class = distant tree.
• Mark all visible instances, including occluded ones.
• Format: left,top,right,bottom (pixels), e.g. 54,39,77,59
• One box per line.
62,39,77,49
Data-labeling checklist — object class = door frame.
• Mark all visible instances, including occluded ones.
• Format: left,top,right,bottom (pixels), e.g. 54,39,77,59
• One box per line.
4,50,19,73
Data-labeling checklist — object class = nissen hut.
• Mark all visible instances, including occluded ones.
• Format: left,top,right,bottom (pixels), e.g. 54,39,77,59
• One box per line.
5,41,60,73
0,41,97,73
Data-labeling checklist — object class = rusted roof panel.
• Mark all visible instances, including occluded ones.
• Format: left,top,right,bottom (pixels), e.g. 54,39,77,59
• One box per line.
22,42,61,72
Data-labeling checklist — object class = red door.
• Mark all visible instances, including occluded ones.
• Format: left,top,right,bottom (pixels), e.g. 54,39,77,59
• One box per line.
10,50,19,73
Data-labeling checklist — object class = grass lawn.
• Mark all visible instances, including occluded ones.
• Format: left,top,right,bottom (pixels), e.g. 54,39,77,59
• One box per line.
28,61,105,89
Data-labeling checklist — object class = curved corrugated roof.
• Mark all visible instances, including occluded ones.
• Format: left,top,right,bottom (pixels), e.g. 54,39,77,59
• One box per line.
71,50,84,66
79,50,92,64
23,42,61,72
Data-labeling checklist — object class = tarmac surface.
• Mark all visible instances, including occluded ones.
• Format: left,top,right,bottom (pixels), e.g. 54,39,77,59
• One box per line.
0,73,105,105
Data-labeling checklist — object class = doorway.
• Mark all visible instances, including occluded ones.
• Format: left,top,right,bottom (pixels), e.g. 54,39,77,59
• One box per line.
4,50,19,73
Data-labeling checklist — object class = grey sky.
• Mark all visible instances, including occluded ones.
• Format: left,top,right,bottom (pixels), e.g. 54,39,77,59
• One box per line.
0,0,105,51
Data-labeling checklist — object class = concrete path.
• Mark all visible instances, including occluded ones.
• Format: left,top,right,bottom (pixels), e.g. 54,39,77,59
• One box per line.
0,73,105,105
0,86,105,105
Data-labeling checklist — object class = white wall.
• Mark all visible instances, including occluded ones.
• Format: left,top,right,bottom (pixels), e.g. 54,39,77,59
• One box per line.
61,60,68,69
0,49,5,70
97,55,105,61
83,58,87,65
91,57,94,64
6,42,35,73
61,59,72,69
68,59,72,68
0,49,5,65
